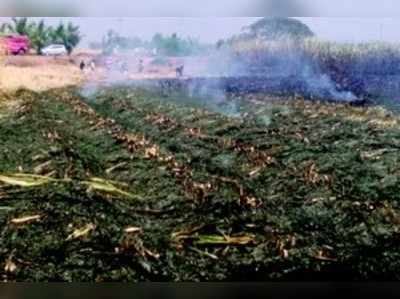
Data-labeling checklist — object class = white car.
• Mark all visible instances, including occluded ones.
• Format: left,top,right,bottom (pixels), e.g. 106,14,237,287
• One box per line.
41,44,67,56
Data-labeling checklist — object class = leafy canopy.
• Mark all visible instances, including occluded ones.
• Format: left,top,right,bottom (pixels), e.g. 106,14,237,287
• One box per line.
245,17,314,41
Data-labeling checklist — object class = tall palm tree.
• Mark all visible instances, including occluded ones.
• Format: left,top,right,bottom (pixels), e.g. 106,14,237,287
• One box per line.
6,17,34,36
51,22,81,55
30,20,50,54
0,23,8,34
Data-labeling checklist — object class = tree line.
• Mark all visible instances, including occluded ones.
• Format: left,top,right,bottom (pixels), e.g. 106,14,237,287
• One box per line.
0,17,314,57
91,29,211,56
93,18,314,56
0,17,82,55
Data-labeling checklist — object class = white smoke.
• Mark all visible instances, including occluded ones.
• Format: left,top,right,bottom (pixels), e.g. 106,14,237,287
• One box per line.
300,64,358,101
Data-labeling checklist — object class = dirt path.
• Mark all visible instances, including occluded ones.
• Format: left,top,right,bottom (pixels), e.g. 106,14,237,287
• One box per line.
0,53,186,92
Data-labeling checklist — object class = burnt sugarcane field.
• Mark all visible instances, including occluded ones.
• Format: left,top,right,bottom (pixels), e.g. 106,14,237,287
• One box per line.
2,17,400,282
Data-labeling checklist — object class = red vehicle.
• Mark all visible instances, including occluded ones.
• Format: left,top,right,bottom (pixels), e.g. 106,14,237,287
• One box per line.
1,35,30,55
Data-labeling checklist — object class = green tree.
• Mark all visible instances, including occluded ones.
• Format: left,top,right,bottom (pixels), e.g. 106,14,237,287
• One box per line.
0,23,7,34
151,33,191,56
6,17,34,36
101,29,119,55
30,20,50,54
164,33,180,56
51,22,82,54
151,33,165,51
245,17,314,41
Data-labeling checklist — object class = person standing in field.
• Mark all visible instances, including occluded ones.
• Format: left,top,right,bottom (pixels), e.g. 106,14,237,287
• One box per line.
80,60,86,72
120,61,128,74
176,65,184,77
89,60,96,72
138,59,144,73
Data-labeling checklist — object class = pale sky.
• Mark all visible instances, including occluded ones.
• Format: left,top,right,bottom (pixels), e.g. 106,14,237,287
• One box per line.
2,17,400,45
3,0,400,17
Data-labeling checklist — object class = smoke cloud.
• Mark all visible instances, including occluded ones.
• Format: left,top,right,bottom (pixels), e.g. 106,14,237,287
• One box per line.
79,37,357,122
179,40,357,102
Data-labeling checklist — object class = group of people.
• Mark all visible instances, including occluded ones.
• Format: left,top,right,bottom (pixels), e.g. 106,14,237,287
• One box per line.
79,59,96,72
79,57,184,78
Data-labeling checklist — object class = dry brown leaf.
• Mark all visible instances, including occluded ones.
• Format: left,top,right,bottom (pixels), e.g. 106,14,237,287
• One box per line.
304,162,320,184
31,154,47,162
249,167,262,178
144,146,159,158
33,161,52,175
4,259,16,273
314,251,338,262
144,248,160,259
240,196,261,208
282,249,289,259
124,227,142,234
192,182,212,192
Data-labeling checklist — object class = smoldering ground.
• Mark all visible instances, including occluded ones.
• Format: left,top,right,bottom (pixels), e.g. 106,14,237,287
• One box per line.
79,38,359,120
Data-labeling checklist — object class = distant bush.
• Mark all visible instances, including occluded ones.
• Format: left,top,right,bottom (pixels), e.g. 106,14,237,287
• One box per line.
150,33,207,56
96,30,210,57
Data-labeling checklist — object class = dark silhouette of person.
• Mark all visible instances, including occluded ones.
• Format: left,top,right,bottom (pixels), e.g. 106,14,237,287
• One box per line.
80,60,86,71
176,65,184,77
138,59,144,73
120,62,128,74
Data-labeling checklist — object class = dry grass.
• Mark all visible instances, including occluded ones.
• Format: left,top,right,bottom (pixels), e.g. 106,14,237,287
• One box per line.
1,55,76,67
0,54,87,92
0,64,84,92
0,53,181,92
0,50,107,92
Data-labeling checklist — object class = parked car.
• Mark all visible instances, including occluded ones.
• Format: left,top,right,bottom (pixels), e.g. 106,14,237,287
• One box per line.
0,35,30,55
41,44,67,56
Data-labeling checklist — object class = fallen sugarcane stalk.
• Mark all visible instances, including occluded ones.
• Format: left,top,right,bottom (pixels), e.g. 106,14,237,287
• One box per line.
0,174,56,187
0,173,139,200
130,206,176,215
171,224,206,243
10,215,42,225
194,234,256,246
105,162,128,174
171,224,256,246
82,177,140,200
85,177,129,187
124,226,142,234
188,246,219,260
0,206,15,211
66,223,96,241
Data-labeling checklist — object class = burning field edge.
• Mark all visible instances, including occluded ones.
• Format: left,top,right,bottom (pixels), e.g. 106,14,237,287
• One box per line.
0,86,400,281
